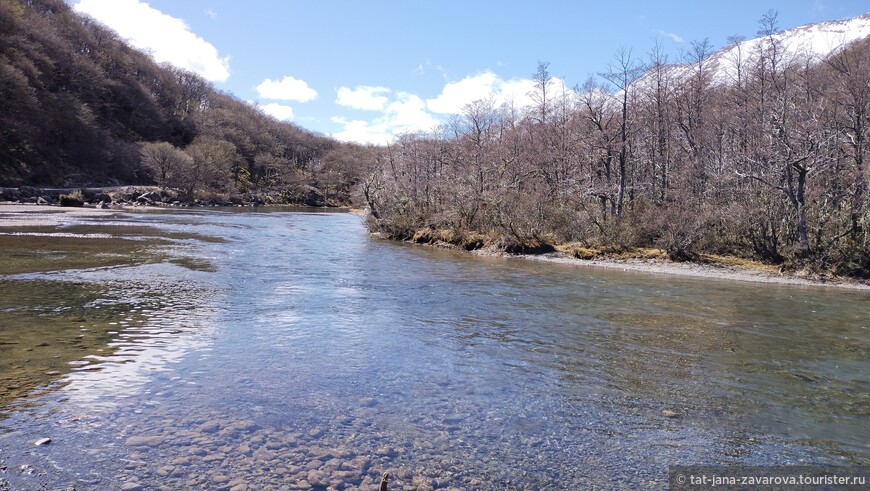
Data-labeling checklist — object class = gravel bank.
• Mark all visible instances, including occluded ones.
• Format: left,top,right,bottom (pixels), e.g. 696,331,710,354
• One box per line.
479,250,870,290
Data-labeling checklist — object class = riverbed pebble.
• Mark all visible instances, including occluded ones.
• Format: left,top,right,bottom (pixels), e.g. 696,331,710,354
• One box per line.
124,435,163,447
197,420,221,433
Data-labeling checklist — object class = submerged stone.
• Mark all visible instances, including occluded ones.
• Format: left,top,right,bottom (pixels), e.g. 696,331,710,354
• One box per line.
124,435,164,447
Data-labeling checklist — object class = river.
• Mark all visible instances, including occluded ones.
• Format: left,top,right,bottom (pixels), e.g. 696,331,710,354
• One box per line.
0,207,868,489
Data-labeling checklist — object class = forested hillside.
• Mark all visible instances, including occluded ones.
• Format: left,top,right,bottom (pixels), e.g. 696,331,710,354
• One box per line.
364,14,870,277
0,0,365,205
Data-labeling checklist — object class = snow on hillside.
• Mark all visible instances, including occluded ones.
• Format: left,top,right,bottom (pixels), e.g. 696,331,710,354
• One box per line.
632,13,870,89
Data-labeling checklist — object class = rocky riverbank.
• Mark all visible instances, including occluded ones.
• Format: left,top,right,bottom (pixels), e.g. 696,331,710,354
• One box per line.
0,184,340,208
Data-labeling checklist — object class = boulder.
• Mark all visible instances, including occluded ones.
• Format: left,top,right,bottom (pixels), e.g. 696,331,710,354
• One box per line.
59,194,85,207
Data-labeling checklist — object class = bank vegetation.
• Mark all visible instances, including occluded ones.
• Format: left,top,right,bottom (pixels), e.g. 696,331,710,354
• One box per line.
363,16,870,278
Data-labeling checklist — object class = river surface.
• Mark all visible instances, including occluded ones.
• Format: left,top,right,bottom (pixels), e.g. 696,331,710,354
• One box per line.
0,207,868,490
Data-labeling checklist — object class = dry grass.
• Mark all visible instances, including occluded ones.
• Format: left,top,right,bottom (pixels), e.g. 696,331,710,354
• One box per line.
555,243,667,261
556,243,782,274
411,228,492,251
700,254,782,273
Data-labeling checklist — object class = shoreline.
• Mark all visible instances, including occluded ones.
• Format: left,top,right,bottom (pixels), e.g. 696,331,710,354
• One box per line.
3,204,868,290
371,232,870,291
493,251,870,290
0,202,353,229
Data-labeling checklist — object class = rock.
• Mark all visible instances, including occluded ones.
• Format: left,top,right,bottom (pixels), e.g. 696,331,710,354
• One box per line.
124,435,164,447
322,458,343,471
662,409,680,418
359,397,378,407
1,188,20,201
136,193,154,205
228,477,247,488
36,196,48,205
308,447,334,461
375,445,397,457
33,438,51,446
230,419,257,432
170,457,190,466
120,483,143,491
412,475,436,490
252,449,276,462
307,428,324,439
197,420,221,433
202,453,225,463
59,194,84,207
348,456,372,472
98,200,109,209
124,460,147,470
90,192,111,203
306,470,328,486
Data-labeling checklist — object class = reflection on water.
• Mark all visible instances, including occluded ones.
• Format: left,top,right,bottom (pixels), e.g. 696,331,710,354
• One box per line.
0,279,118,411
0,208,868,489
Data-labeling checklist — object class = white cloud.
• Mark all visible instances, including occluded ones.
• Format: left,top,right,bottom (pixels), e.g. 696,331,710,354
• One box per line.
331,117,393,146
659,30,685,43
336,86,390,111
256,76,318,102
259,103,294,121
493,78,538,109
205,9,217,19
387,92,440,131
331,72,572,144
426,72,500,114
331,92,440,145
73,0,230,82
426,71,567,115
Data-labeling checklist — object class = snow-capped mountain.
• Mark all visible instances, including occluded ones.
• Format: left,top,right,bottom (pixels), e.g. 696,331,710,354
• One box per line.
633,13,870,89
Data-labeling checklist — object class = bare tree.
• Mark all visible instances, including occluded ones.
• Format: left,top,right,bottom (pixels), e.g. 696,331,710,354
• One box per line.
827,39,870,239
139,141,192,188
600,47,644,220
529,61,554,125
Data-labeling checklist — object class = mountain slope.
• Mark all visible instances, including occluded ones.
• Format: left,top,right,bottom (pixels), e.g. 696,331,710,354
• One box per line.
633,13,870,89
0,0,364,205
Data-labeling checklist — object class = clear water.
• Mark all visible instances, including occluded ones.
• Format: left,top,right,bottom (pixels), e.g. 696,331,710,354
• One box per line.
0,209,868,490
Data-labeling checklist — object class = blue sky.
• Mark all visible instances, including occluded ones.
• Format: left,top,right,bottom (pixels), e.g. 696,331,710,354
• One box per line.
72,0,870,144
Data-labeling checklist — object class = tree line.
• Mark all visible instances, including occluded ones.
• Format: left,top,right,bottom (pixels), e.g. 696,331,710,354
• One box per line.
363,13,870,277
0,0,364,205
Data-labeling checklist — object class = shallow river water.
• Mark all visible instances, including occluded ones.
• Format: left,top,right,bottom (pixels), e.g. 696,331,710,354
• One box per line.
0,208,868,490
